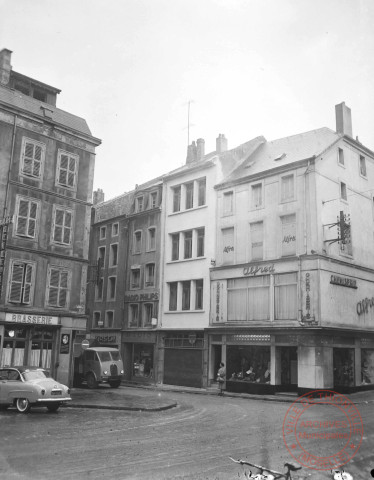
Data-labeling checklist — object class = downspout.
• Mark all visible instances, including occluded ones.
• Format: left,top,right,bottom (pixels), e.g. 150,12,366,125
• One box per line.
3,114,17,217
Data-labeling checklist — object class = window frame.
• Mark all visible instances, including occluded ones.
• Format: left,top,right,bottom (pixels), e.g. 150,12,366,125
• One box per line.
7,259,36,305
172,185,181,213
145,263,155,287
129,303,140,327
93,311,102,328
196,228,205,257
112,223,119,236
135,196,144,213
109,243,118,267
56,149,79,190
195,279,204,310
133,230,142,254
144,303,154,326
51,204,74,246
130,267,141,289
98,246,106,268
338,147,345,167
250,221,264,261
105,310,114,328
46,266,70,309
280,173,295,203
14,196,40,240
20,137,45,180
169,282,178,311
185,182,194,210
251,182,263,210
197,178,206,206
359,155,367,178
150,191,158,209
183,230,193,259
95,277,104,301
182,280,191,310
340,181,348,202
147,227,156,251
171,233,180,261
99,226,106,240
223,191,234,216
107,276,117,300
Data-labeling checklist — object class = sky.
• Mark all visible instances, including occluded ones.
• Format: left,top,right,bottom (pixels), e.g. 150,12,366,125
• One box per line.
1,0,374,201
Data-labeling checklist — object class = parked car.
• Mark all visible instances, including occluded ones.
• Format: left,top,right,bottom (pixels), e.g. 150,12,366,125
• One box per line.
76,347,124,389
0,366,71,413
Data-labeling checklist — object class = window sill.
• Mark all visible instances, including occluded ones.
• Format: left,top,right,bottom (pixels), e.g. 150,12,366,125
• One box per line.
169,204,207,216
164,310,205,314
279,198,296,204
167,257,206,265
359,173,368,180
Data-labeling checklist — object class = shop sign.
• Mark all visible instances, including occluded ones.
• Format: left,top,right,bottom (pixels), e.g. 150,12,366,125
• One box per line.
5,313,59,325
210,281,226,323
124,292,159,303
94,334,120,344
124,331,156,343
228,334,271,343
357,297,374,316
243,264,275,276
330,275,357,289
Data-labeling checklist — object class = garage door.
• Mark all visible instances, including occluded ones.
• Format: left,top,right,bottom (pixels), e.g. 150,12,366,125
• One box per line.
164,349,203,388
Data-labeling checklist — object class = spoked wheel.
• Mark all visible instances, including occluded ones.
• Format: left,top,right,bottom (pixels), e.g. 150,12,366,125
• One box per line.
86,373,98,389
16,398,31,413
109,380,121,388
47,403,61,412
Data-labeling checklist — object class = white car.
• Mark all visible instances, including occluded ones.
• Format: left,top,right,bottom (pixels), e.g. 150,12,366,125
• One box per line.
0,366,71,413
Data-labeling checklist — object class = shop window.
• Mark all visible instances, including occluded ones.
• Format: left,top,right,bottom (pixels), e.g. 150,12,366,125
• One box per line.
227,345,270,384
228,276,270,322
112,223,119,236
147,227,156,251
172,185,181,213
281,214,296,256
47,267,70,308
182,281,191,310
105,311,114,328
134,231,142,253
145,263,155,287
171,233,180,260
169,282,178,311
361,349,374,385
251,183,263,209
20,137,45,179
333,348,354,387
133,344,154,379
221,227,234,265
1,328,27,366
56,150,78,189
274,273,298,320
100,226,106,239
197,228,205,257
223,191,233,216
280,174,295,202
30,330,53,369
8,261,34,304
185,182,194,209
184,231,193,259
107,277,116,300
197,178,206,206
195,279,203,310
110,244,118,267
129,304,139,327
250,221,263,260
52,206,73,245
144,303,153,326
131,268,140,289
15,196,39,239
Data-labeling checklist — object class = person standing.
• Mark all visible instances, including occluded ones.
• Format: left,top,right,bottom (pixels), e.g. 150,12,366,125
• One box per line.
217,362,226,396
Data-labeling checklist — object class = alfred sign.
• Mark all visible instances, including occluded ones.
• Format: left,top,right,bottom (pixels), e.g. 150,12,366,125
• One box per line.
243,263,275,276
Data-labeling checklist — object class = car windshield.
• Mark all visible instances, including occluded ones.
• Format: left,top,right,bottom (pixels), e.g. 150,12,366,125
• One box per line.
111,351,120,361
97,351,120,362
22,370,48,381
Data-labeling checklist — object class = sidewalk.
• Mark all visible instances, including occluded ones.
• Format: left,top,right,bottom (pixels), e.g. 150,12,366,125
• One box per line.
67,382,374,411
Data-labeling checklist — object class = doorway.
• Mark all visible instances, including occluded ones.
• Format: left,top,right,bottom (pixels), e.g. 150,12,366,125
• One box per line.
279,346,298,391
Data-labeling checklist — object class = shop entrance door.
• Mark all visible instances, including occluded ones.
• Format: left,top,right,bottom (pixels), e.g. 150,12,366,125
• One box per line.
279,346,298,391
212,344,222,383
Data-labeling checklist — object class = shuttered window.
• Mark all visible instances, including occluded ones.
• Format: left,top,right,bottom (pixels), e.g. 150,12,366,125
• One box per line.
47,268,69,308
16,198,38,238
57,150,78,189
21,138,45,178
52,207,73,245
9,262,34,304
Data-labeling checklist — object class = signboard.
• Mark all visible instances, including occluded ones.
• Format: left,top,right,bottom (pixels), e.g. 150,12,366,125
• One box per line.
81,339,90,349
5,313,59,325
60,334,70,354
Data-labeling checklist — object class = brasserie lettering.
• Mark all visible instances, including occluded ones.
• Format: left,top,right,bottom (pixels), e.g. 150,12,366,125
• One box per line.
11,314,53,325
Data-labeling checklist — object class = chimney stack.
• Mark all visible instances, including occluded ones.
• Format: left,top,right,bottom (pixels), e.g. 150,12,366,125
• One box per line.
0,48,12,86
186,141,197,164
335,102,352,137
196,138,205,161
216,134,228,153
93,188,105,205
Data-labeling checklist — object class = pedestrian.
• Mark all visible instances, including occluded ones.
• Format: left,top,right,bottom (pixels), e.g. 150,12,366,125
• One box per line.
217,362,226,396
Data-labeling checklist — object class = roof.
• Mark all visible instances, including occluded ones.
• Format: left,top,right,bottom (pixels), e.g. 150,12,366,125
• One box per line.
0,84,96,138
220,127,340,186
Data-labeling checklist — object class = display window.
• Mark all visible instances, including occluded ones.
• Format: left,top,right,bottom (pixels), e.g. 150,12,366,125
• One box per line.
333,348,354,387
132,344,154,379
361,349,374,385
30,329,53,369
227,345,270,384
1,327,27,366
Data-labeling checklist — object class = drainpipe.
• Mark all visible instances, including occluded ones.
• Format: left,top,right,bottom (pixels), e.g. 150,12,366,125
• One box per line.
3,114,17,217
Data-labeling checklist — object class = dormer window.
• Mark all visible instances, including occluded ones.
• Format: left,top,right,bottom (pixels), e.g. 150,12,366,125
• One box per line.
135,196,144,213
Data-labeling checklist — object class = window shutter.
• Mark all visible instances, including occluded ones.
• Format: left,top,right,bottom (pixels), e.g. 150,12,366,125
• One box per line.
9,263,24,302
23,264,33,304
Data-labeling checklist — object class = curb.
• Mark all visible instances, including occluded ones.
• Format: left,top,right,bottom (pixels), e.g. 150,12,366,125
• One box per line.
67,401,178,412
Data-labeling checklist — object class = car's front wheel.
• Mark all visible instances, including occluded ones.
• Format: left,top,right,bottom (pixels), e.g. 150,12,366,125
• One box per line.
47,404,61,412
86,373,98,389
16,398,31,413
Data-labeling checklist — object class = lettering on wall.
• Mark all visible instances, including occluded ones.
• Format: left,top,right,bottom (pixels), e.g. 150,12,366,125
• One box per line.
243,264,275,276
330,275,357,289
283,235,296,244
357,297,374,316
215,281,220,322
300,272,317,326
124,292,159,303
223,246,234,253
5,313,59,325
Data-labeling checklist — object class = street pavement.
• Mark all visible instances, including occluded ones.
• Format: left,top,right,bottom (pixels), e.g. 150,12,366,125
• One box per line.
69,382,374,411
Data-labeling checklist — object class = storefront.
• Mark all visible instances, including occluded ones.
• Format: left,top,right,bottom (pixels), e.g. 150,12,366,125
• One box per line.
122,331,157,383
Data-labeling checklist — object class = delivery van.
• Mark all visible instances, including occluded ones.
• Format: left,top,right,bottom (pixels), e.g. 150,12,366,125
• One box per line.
77,347,124,388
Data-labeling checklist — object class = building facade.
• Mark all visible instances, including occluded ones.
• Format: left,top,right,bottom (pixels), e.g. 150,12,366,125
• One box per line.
0,49,101,387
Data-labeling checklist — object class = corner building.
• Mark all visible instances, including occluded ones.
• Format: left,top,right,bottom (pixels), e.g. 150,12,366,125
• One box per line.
0,49,101,386
210,103,374,394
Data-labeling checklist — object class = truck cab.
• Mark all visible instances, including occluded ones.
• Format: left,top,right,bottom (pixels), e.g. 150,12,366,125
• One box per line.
78,347,124,389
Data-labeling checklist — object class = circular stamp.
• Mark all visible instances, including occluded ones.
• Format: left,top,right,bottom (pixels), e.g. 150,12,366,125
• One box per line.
282,390,363,471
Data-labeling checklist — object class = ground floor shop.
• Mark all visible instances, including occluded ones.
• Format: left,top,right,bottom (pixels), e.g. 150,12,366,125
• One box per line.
122,331,158,383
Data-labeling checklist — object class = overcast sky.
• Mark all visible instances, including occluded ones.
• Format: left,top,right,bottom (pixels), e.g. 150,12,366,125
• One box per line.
1,0,373,200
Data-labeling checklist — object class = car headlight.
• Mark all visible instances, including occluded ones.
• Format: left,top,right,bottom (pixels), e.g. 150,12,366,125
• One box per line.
120,370,124,375
103,370,108,375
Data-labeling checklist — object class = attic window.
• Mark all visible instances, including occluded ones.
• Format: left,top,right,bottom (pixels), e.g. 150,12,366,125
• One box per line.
33,89,47,102
40,106,53,118
274,153,286,161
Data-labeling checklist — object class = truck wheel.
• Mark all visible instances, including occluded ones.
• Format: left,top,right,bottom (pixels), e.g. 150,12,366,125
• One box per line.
109,380,121,388
16,398,31,413
86,373,98,389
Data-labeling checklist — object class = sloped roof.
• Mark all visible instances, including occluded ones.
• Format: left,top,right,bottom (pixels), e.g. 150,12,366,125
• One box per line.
220,127,340,186
0,85,94,137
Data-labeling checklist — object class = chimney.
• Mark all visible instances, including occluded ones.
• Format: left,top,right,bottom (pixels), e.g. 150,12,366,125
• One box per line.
196,138,205,161
93,188,105,205
216,134,228,153
0,48,12,86
335,102,352,137
186,141,197,164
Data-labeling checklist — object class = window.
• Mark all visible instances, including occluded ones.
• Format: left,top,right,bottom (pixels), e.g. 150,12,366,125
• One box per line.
108,277,116,300
98,246,106,267
360,156,367,177
281,215,296,256
171,233,180,261
184,231,192,259
185,183,194,209
15,197,38,238
173,186,181,212
280,175,294,202
112,223,119,236
275,273,298,320
144,303,153,325
134,231,142,253
20,138,44,178
110,244,118,267
150,192,158,209
148,228,156,251
47,267,69,308
250,222,263,260
8,261,34,304
131,268,140,289
251,183,263,209
145,263,155,286
222,227,234,265
182,281,191,310
56,150,78,189
197,228,205,257
99,226,106,239
340,182,347,201
135,196,144,212
93,312,102,328
96,278,104,301
198,178,206,206
227,276,270,322
195,279,203,310
129,304,139,327
52,206,73,245
169,282,178,311
105,311,114,328
223,191,233,215
338,147,345,166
